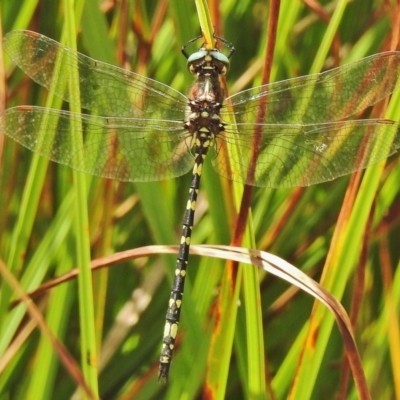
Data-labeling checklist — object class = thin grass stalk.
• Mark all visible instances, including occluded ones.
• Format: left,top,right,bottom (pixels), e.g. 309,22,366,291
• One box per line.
63,0,99,397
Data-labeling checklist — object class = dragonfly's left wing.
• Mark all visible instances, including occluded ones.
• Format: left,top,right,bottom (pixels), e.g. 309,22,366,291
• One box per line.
1,106,193,182
213,119,400,187
4,30,188,119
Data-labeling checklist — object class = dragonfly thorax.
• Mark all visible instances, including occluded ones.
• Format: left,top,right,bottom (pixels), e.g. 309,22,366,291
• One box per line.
185,47,227,149
185,101,223,137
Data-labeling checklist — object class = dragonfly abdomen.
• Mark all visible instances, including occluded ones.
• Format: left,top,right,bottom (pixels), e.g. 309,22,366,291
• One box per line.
159,133,211,382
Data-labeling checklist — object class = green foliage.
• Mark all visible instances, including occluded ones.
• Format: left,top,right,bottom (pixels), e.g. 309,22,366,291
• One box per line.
1,0,399,399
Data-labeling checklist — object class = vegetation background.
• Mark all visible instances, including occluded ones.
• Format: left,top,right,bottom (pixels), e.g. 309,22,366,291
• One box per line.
0,0,399,399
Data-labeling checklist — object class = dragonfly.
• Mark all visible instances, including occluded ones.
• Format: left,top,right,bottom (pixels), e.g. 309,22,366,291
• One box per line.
2,30,400,382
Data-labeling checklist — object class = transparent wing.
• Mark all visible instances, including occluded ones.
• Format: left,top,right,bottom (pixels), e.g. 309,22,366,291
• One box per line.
213,120,400,187
224,52,400,124
1,106,193,182
3,30,188,119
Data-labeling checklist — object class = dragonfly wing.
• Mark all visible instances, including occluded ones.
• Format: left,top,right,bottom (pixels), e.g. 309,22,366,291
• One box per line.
213,120,400,187
225,52,400,124
3,30,188,119
1,106,193,182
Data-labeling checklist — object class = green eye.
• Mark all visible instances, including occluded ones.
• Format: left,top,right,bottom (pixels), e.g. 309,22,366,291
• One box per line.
187,49,230,72
187,49,207,64
209,50,230,66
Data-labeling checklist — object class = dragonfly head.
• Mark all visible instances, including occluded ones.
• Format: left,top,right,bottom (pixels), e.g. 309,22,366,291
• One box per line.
187,49,230,76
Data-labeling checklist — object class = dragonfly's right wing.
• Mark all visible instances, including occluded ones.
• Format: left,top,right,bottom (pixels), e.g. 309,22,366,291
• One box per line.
1,106,193,182
213,119,400,188
225,52,400,124
4,30,188,119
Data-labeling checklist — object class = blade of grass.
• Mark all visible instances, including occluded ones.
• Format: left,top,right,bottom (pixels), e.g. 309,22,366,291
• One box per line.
195,0,214,46
194,3,247,396
63,1,99,397
309,0,349,74
0,257,95,399
25,246,76,399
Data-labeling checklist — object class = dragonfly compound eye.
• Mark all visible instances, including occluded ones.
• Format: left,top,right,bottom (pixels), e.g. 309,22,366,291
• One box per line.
187,49,230,75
